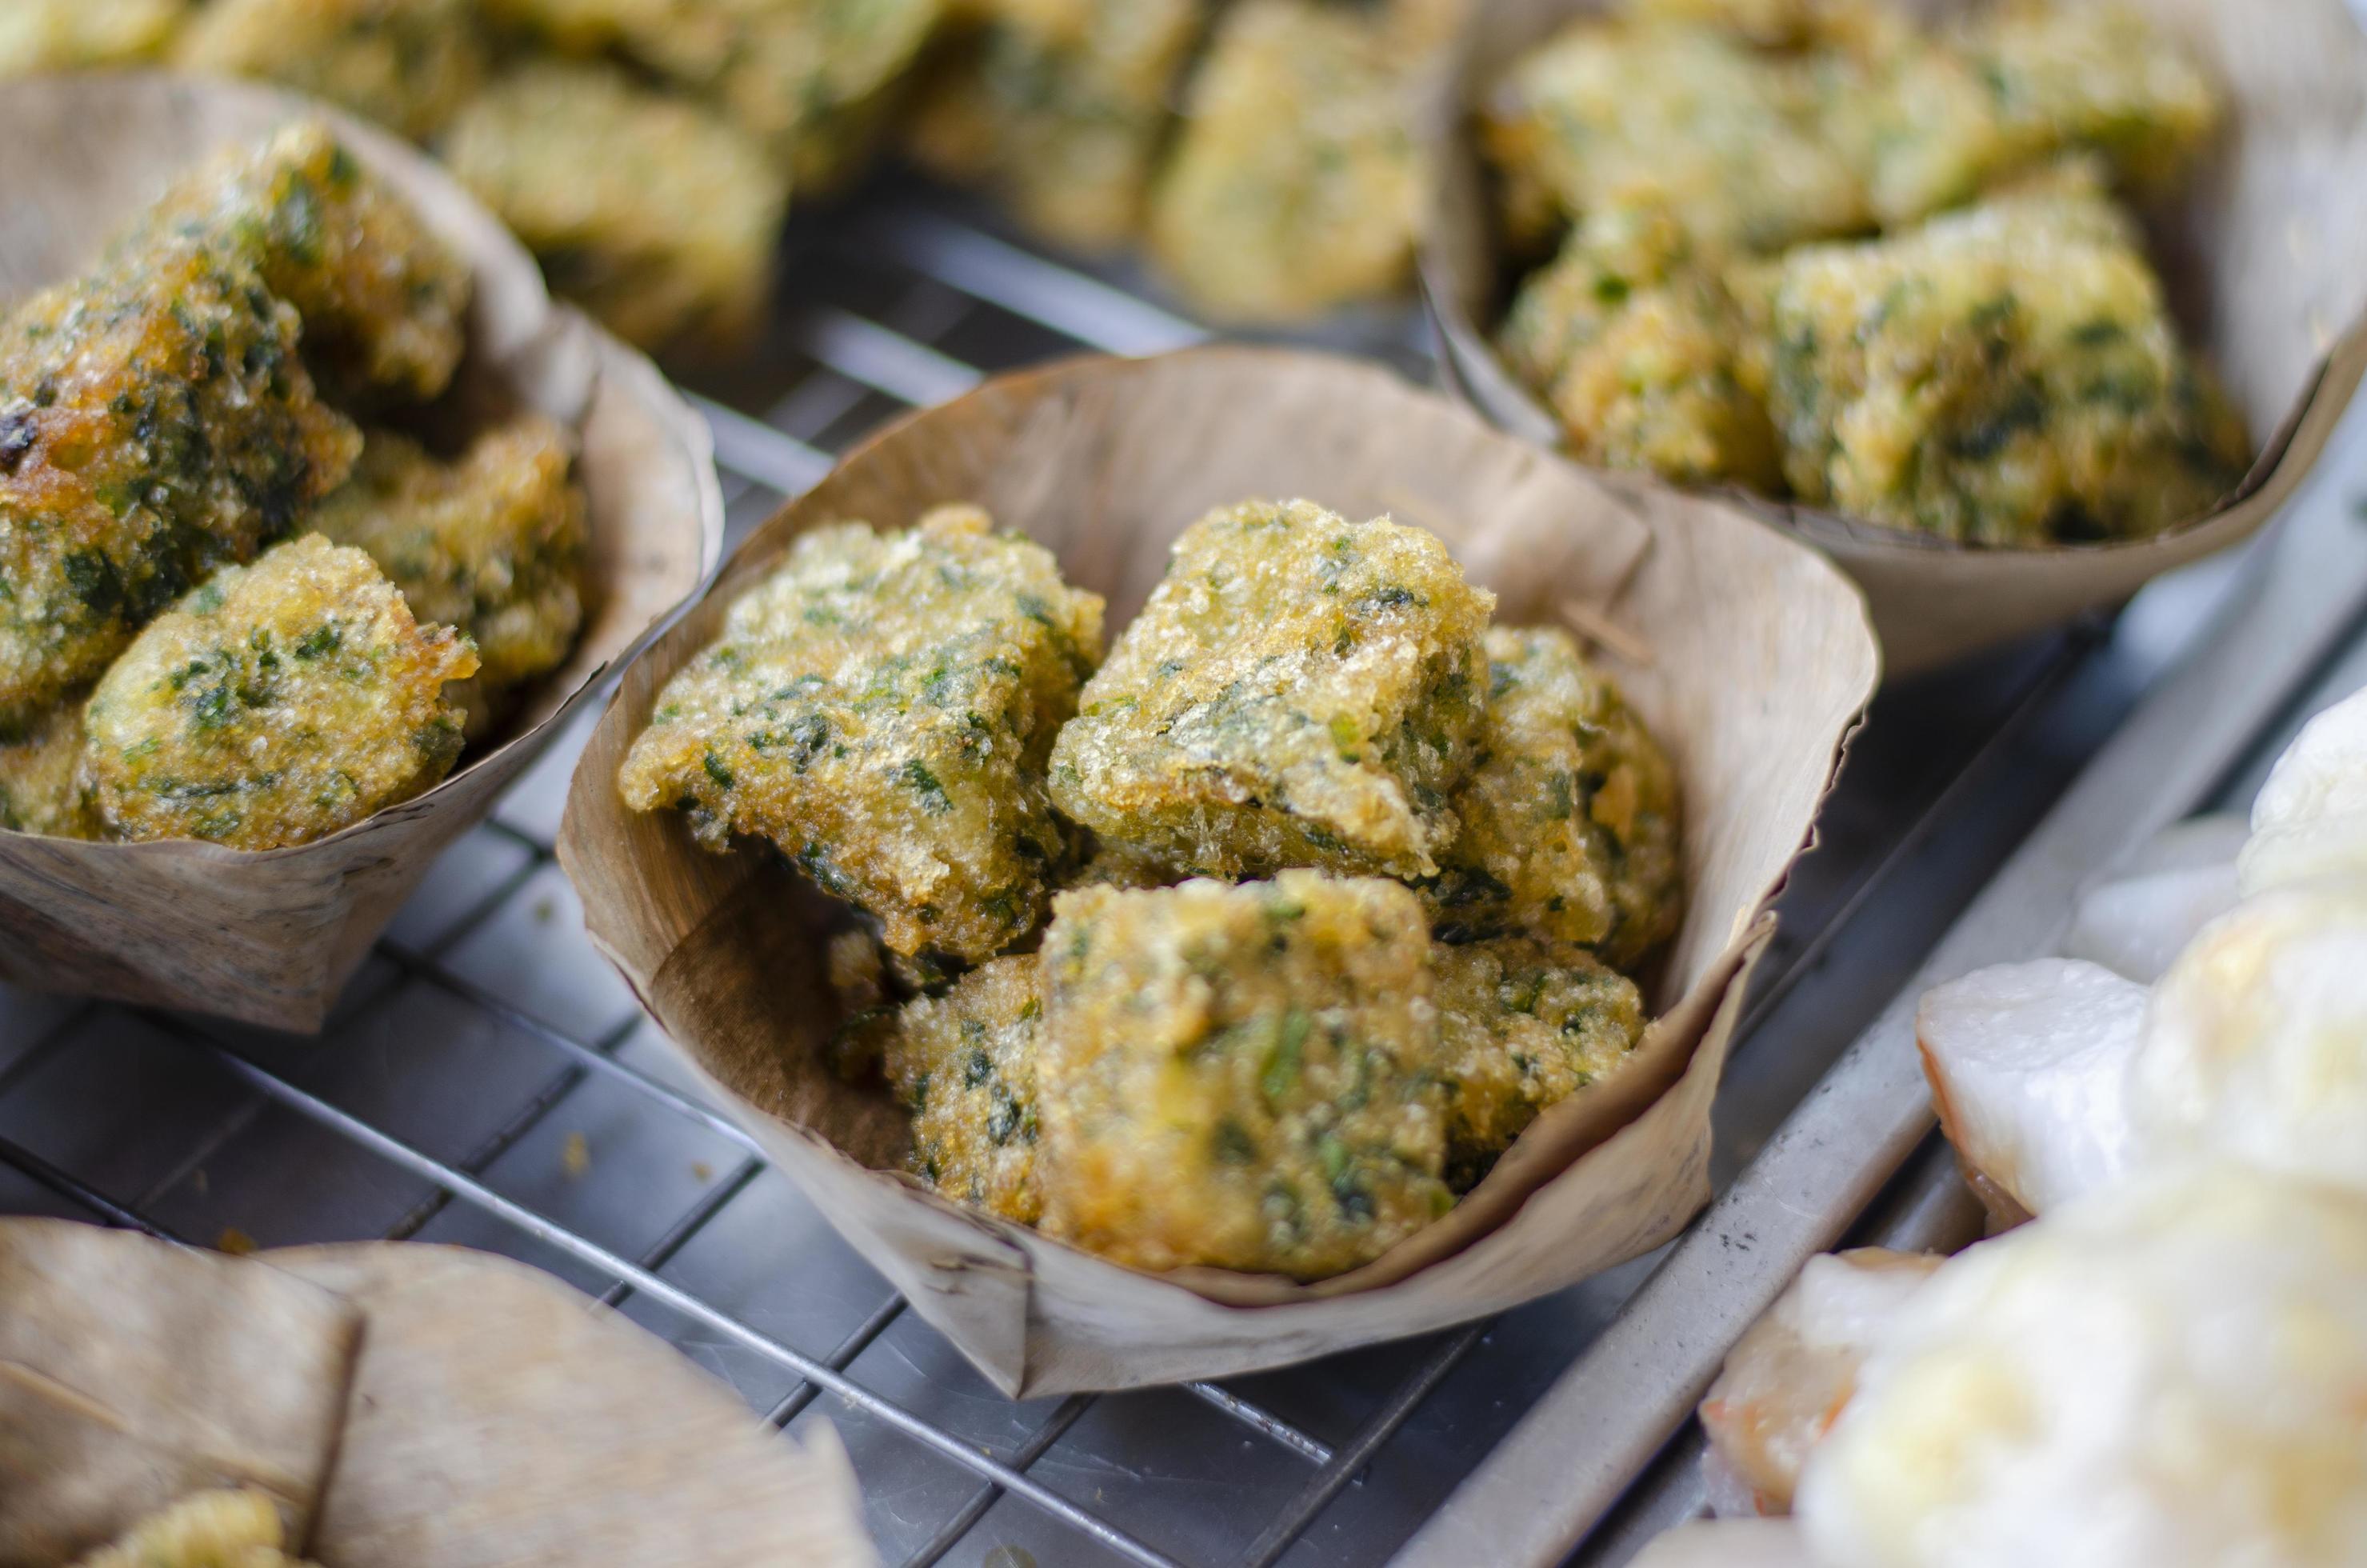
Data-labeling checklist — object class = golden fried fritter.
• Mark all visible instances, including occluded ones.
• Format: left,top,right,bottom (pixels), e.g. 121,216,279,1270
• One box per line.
0,698,98,838
71,1489,317,1568
1849,2,2223,227
83,534,476,848
1065,837,1180,893
1423,626,1681,970
1432,935,1646,1186
1551,282,1779,488
1766,177,2251,543
0,236,358,727
439,62,790,352
620,504,1104,963
1146,0,1433,321
0,122,475,727
489,0,942,191
1722,250,1787,404
1501,209,1781,488
906,0,1206,252
826,924,893,1014
311,416,584,734
879,954,1044,1222
1497,205,1693,392
1481,6,2237,537
1482,17,1868,257
0,0,186,74
1038,872,1451,1278
139,122,474,403
173,0,490,142
1049,499,1493,882
1626,0,1907,54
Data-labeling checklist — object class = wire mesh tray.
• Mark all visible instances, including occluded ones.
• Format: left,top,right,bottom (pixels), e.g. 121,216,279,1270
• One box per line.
6,183,2363,1567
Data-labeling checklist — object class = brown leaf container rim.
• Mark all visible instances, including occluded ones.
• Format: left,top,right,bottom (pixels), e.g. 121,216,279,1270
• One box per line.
1418,0,2367,677
0,74,724,1031
0,1218,878,1566
558,346,1880,1395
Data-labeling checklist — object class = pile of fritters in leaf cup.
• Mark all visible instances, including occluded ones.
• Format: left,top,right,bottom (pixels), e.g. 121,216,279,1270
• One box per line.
0,76,721,1030
1425,0,2367,675
562,348,1878,1395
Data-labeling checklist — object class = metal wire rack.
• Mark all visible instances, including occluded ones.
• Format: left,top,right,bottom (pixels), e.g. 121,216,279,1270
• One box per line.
5,185,2360,1568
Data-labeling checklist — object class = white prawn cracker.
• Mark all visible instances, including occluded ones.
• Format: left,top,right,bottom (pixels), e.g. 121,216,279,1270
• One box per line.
2239,683,2367,897
2059,813,2245,983
2130,880,2367,1198
1697,1247,1943,1514
1797,1166,2367,1568
1913,957,2145,1219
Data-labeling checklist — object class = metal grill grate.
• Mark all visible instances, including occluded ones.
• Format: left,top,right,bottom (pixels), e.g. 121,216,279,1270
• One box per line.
2,186,2339,1567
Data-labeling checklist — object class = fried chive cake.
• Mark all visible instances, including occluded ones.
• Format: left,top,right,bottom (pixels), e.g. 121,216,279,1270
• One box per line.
1422,625,1681,968
172,0,491,142
486,0,943,192
1766,174,2249,544
0,0,187,76
1049,498,1493,882
440,61,789,351
877,953,1046,1223
0,121,470,727
137,122,474,402
1147,0,1433,322
312,415,586,736
1038,871,1451,1278
1481,16,1869,258
620,504,1105,964
1482,0,2242,546
83,534,477,848
71,1488,318,1568
1849,2,2224,228
0,698,98,838
906,0,1206,251
1498,206,1782,488
1431,935,1648,1186
0,236,358,728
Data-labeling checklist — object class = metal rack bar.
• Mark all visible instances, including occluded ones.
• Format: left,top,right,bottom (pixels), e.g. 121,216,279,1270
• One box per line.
596,1156,770,1310
1243,1330,1483,1568
854,210,1209,356
373,938,767,1152
1182,1384,1334,1466
689,391,834,496
0,1134,178,1238
906,1394,1098,1568
765,1297,910,1430
793,307,982,407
